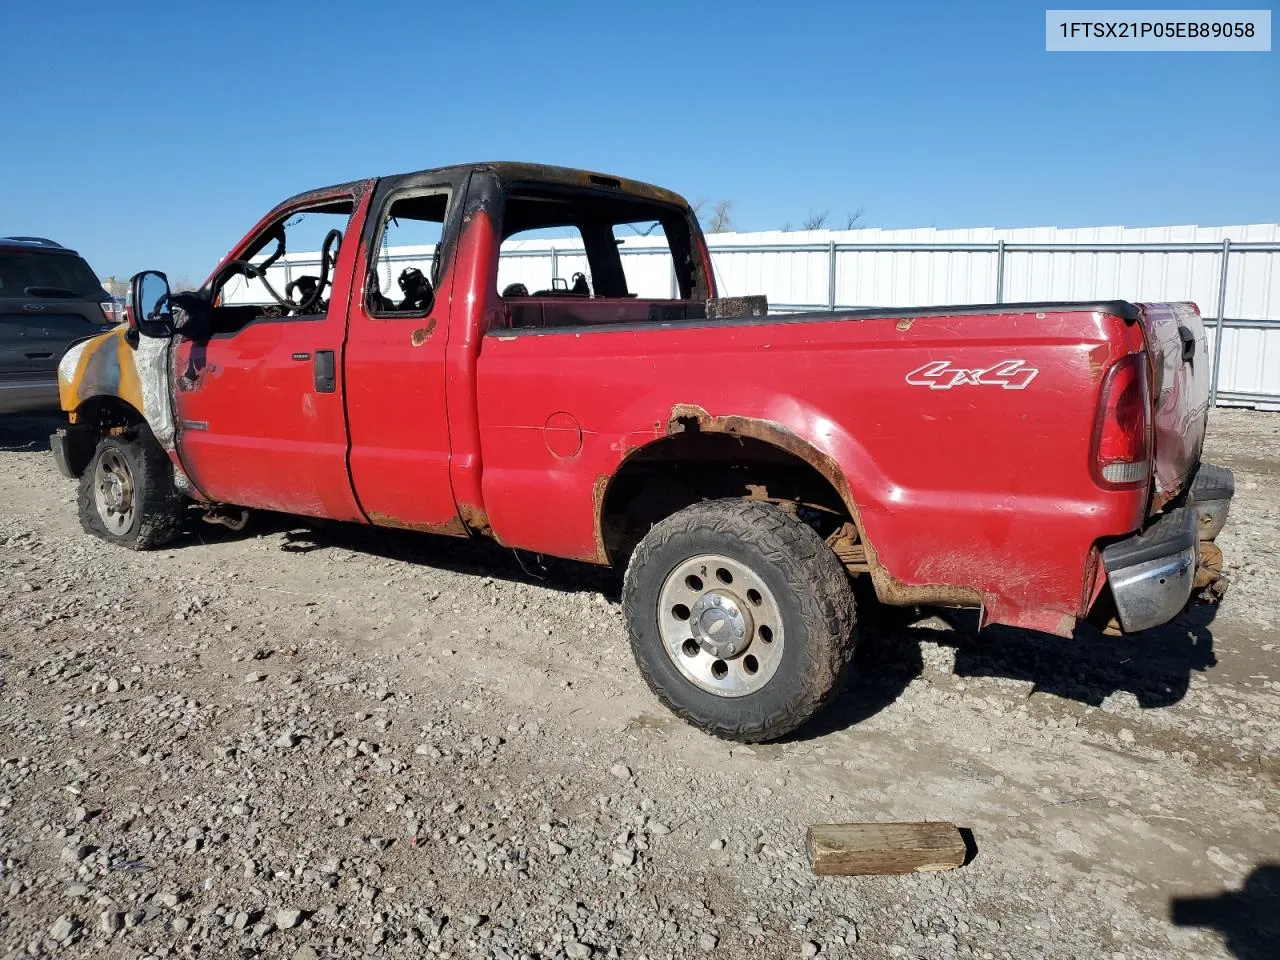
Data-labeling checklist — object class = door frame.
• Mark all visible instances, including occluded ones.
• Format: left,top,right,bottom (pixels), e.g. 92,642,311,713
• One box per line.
341,169,472,532
169,183,375,515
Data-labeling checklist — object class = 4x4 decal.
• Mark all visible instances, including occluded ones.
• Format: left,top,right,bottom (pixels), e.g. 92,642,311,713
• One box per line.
905,359,1039,390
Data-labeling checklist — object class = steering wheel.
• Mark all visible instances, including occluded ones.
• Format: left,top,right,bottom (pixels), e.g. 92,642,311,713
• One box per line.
225,227,342,314
291,229,341,312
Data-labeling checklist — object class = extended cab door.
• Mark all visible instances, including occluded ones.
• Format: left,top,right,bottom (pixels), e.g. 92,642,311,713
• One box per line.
341,170,470,533
170,185,373,519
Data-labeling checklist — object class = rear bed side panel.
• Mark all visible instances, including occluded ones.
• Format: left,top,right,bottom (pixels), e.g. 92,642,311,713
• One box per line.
475,307,1147,634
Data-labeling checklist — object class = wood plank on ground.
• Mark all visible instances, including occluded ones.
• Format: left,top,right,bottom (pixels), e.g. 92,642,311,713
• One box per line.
806,822,968,876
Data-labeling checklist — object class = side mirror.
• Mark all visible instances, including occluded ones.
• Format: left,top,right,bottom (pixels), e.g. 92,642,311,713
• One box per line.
129,270,173,339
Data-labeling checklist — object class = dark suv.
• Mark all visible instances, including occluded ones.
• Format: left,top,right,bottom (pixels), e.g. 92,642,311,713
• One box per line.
1,237,119,414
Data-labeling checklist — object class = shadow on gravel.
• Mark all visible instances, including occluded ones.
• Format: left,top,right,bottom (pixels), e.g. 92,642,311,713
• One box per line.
948,603,1220,709
176,510,1225,739
796,594,1222,740
178,511,620,598
1170,864,1280,960
0,412,62,453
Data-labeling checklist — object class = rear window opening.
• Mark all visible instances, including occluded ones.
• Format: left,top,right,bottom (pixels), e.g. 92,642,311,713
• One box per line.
367,191,451,317
496,187,708,331
0,251,105,300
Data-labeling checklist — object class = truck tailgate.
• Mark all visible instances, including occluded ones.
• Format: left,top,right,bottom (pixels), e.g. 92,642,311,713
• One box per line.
1138,302,1210,503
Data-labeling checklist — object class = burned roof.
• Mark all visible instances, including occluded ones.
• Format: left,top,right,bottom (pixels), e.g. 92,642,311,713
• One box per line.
279,162,690,212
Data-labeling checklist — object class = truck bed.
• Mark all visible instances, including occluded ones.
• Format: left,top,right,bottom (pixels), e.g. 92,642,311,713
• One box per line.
478,297,1206,637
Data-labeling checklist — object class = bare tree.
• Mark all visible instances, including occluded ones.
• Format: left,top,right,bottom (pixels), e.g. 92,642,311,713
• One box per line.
169,274,200,294
802,209,830,231
844,207,867,230
780,221,793,232
708,200,734,233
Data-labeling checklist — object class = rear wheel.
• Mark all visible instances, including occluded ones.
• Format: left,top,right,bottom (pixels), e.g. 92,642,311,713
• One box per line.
78,432,186,550
623,499,856,742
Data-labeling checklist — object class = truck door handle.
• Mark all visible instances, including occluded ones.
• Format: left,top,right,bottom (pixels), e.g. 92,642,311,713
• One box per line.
313,350,336,393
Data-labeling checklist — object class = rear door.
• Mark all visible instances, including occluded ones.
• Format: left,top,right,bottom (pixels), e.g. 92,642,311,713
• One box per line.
1137,302,1210,501
342,169,469,533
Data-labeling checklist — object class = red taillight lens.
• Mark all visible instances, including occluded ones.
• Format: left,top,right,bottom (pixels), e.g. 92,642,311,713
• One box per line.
1092,352,1151,488
100,301,117,324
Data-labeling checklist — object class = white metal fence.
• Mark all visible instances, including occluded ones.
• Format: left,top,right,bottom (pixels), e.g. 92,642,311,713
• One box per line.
234,223,1280,409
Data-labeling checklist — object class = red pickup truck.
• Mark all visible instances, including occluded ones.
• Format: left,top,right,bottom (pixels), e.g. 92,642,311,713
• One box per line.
52,162,1232,741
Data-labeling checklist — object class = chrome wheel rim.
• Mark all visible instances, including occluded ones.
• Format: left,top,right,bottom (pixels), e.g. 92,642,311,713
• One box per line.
657,553,784,698
93,449,136,535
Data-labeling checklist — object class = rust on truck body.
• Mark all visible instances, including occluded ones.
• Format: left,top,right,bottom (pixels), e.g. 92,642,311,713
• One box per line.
366,511,468,537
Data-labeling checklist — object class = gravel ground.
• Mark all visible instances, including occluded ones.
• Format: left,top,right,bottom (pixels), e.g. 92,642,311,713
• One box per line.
1,410,1277,960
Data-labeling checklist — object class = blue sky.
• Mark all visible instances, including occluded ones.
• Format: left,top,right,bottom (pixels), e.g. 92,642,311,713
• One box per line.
2,0,1276,281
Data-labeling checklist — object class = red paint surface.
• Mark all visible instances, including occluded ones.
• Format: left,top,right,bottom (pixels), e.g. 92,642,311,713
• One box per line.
474,307,1150,630
172,187,372,521
344,216,458,532
171,168,1210,636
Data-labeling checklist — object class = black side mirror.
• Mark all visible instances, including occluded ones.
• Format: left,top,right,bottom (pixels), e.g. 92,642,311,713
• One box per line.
129,270,173,339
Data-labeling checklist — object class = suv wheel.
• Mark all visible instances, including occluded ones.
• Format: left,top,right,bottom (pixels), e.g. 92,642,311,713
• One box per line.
623,499,856,742
78,432,186,550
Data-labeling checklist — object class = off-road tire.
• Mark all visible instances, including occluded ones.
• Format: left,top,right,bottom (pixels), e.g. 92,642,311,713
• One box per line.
78,432,186,550
623,499,857,742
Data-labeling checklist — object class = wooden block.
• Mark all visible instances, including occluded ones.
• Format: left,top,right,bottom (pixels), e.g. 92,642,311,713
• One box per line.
807,822,968,876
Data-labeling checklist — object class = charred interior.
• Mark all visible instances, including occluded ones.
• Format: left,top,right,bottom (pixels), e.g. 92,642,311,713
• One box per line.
495,185,716,331
200,199,357,338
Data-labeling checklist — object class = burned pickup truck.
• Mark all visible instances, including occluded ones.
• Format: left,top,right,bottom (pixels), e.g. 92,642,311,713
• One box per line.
52,162,1232,741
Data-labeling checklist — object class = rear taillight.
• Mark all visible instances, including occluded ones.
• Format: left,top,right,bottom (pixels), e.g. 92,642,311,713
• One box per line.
1092,352,1151,488
100,301,121,325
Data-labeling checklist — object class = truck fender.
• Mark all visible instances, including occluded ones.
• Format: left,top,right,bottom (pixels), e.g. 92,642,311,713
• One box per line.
58,328,197,494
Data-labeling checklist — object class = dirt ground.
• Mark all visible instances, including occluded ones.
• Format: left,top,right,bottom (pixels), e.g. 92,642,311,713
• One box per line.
1,409,1277,960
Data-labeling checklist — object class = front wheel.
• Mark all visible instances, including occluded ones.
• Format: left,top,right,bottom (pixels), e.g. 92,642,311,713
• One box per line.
622,499,857,742
78,432,186,550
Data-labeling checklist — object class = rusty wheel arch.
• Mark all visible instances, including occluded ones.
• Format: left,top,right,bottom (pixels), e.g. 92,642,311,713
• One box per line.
595,404,856,557
594,404,982,612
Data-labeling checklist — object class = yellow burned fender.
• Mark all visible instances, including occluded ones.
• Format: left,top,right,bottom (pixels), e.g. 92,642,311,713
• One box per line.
56,326,178,456
58,327,144,418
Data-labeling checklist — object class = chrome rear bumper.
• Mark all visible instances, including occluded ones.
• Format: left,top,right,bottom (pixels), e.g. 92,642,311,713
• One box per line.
1102,505,1199,633
1101,462,1235,633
